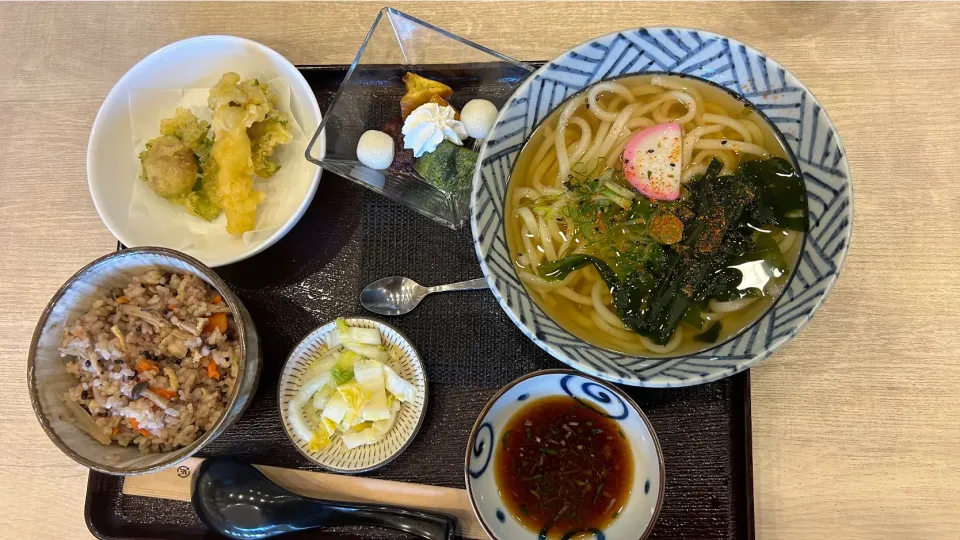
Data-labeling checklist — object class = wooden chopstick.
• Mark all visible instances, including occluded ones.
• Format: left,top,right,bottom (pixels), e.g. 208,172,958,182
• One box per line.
122,457,487,539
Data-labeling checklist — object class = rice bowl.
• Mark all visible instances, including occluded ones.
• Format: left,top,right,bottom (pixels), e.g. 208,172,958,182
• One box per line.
28,248,261,475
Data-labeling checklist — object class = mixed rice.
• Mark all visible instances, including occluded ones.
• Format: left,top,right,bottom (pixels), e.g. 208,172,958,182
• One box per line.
59,270,239,454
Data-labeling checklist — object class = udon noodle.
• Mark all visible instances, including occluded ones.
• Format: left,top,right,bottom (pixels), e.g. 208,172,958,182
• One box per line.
505,75,806,357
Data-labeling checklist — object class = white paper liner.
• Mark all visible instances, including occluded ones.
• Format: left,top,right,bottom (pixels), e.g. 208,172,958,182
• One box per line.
127,76,308,251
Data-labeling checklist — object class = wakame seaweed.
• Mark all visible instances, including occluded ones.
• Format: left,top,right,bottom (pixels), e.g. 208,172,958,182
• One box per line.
738,157,807,231
695,322,723,343
637,160,757,344
536,156,807,346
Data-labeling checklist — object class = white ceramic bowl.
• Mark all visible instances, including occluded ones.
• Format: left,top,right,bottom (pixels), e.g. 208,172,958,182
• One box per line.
87,35,324,267
28,247,261,475
465,370,664,540
278,317,428,473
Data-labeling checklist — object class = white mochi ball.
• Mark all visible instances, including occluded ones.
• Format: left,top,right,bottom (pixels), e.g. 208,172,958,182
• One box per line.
356,130,395,170
460,99,499,140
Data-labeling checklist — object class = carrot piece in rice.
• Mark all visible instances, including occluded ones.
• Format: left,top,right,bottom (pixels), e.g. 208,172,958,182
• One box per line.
136,358,159,373
207,360,220,380
204,312,228,334
152,387,177,400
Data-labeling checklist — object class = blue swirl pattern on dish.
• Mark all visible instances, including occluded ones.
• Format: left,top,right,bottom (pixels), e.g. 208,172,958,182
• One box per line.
560,375,628,419
468,423,494,479
472,27,853,388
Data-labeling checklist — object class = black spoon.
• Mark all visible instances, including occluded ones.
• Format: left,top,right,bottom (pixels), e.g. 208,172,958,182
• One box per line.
192,457,457,540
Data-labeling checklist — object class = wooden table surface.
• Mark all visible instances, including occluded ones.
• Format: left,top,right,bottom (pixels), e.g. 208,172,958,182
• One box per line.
2,1,958,538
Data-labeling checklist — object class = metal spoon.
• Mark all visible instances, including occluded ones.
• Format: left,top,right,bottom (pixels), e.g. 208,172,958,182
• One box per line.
360,276,489,316
192,457,456,540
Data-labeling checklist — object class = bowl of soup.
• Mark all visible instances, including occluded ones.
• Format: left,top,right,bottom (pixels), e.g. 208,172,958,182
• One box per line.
465,370,664,540
471,27,853,386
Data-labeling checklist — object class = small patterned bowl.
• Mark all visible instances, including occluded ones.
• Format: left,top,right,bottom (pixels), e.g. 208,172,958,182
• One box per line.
471,27,853,387
278,317,428,473
28,247,261,475
465,370,664,540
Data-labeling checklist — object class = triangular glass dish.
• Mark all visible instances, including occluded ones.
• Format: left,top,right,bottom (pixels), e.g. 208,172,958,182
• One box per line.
305,8,534,228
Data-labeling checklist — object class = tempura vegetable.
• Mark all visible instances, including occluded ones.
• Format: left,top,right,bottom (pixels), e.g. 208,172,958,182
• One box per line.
137,73,292,233
160,107,211,152
155,108,221,221
207,73,267,235
206,72,294,235
140,136,198,197
248,108,292,178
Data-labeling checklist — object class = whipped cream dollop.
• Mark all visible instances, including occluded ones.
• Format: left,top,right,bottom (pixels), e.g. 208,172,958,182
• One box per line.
401,103,468,158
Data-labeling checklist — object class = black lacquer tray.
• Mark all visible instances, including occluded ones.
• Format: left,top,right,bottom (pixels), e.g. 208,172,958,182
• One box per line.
85,65,755,540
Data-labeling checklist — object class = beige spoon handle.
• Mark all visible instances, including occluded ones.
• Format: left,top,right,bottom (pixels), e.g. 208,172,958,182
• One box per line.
122,457,488,539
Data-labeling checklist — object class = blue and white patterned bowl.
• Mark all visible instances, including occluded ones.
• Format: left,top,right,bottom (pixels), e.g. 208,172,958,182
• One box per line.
471,27,853,387
465,370,664,540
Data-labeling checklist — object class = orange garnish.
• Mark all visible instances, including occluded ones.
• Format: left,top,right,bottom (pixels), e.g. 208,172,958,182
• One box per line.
207,360,220,380
211,294,223,305
129,418,139,430
115,296,129,304
136,358,159,374
151,387,177,400
203,312,228,334
400,72,453,119
648,212,684,245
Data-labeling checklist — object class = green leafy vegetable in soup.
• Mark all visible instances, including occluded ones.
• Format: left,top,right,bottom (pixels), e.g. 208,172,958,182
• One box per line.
507,75,808,356
536,157,804,346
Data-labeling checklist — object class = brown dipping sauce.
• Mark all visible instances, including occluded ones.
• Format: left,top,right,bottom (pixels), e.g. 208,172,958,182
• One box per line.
495,396,633,538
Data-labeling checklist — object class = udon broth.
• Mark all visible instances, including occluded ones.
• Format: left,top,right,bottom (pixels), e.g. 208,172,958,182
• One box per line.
505,75,805,357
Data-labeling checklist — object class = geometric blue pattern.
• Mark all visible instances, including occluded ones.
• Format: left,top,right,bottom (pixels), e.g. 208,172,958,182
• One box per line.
471,28,853,387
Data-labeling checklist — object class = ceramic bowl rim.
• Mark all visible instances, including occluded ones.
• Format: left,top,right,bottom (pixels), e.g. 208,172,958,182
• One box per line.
277,316,429,474
27,246,256,476
86,34,325,268
463,368,665,540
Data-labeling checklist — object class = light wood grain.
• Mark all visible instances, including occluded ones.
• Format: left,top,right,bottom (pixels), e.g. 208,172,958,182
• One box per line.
123,457,485,539
1,2,958,539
